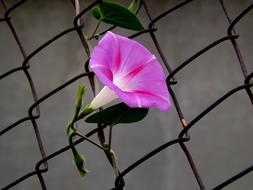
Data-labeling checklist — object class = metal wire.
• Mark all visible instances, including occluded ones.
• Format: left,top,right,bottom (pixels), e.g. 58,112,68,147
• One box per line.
0,0,252,189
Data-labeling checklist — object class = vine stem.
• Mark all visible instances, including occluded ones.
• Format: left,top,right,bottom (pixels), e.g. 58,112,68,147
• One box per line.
74,0,80,25
88,19,102,40
70,0,121,179
72,0,91,57
75,132,107,151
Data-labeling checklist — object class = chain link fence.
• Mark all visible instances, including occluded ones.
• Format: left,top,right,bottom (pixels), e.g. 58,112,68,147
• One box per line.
0,0,252,189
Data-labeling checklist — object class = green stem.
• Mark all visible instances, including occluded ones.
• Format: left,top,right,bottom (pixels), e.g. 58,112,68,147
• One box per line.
93,25,116,40
66,104,94,175
75,132,107,151
88,19,102,40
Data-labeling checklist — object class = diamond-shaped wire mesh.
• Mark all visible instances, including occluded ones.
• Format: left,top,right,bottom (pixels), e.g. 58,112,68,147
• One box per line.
0,0,252,189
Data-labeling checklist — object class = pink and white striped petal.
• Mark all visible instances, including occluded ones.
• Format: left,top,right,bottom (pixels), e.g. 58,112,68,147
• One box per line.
90,31,171,111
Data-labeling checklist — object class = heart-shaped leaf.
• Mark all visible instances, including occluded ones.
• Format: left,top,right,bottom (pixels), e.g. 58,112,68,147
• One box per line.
92,1,144,31
85,103,148,126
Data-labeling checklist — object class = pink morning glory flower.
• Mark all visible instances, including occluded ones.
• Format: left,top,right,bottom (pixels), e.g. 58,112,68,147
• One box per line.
89,31,171,111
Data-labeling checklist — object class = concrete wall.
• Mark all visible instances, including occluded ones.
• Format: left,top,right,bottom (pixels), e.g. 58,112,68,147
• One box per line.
0,0,252,189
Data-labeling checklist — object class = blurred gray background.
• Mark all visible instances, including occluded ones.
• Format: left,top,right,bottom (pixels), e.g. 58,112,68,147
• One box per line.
0,0,253,189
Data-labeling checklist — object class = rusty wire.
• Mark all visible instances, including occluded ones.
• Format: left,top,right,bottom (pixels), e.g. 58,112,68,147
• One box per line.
0,0,252,190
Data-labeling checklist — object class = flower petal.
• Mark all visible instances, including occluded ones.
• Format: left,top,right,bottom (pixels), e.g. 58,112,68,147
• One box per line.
90,86,118,110
90,31,171,111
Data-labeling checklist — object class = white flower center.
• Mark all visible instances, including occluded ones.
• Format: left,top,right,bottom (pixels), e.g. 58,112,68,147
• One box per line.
89,86,118,110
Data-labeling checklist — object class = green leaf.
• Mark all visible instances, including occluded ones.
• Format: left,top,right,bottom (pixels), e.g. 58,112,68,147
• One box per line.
128,0,141,14
92,1,144,31
85,103,148,126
